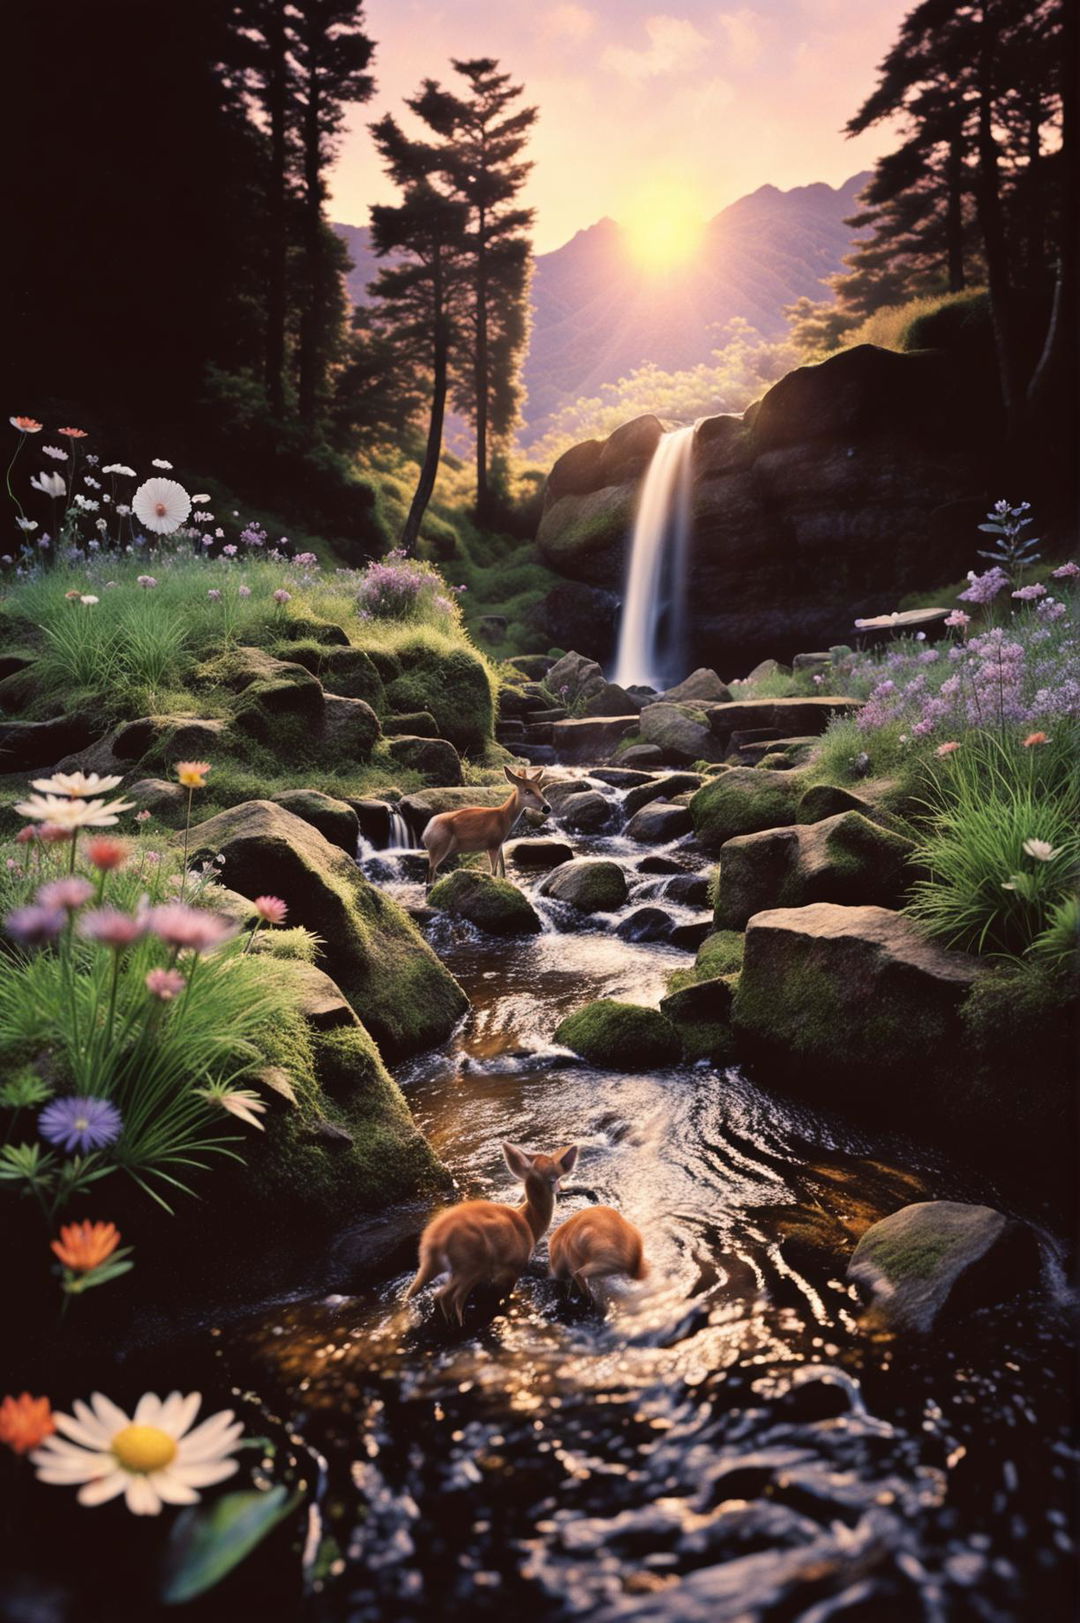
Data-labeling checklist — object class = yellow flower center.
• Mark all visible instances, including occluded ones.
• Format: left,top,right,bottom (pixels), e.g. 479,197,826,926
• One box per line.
111,1424,177,1474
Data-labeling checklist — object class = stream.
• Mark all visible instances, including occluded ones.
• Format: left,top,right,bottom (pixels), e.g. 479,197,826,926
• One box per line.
219,771,1075,1622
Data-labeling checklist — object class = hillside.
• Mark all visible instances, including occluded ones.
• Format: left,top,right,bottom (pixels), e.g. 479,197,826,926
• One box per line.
334,171,869,444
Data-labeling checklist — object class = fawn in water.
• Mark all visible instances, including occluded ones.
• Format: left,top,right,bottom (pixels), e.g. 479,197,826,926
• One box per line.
421,765,551,886
548,1206,649,1299
405,1141,579,1322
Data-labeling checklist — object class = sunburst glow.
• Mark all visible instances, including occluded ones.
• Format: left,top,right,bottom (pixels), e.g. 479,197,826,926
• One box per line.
620,179,706,273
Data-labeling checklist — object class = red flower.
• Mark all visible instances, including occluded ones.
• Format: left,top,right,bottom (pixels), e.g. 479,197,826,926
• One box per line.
57,427,88,439
9,416,43,434
85,837,127,871
1022,731,1049,747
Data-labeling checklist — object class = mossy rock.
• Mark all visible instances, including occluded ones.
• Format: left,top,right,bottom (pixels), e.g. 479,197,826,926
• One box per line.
554,1000,682,1070
536,484,635,586
232,674,325,750
387,734,463,786
188,800,467,1061
667,929,744,994
689,766,801,852
714,812,915,931
271,789,360,853
195,645,322,695
279,616,351,647
365,647,403,682
385,639,494,753
384,710,439,738
659,978,737,1064
278,641,384,707
112,715,230,774
429,868,542,936
539,859,627,912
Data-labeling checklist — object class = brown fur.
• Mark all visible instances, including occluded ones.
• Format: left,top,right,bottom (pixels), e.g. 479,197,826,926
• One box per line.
422,766,551,885
548,1206,648,1299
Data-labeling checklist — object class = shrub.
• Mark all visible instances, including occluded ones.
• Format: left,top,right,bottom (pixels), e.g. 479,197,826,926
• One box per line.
355,549,464,627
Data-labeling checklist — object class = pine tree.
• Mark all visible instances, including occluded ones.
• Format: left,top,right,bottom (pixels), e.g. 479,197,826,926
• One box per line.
368,112,469,553
407,59,536,523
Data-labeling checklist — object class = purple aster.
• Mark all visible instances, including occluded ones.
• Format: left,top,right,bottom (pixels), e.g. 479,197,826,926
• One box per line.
6,905,67,946
39,1096,122,1153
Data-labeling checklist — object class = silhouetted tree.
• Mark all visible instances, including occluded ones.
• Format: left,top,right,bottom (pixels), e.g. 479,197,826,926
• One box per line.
409,60,536,522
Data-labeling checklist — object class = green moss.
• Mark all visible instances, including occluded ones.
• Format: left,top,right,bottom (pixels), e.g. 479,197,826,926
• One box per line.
670,1019,738,1065
539,859,628,912
270,789,359,852
385,637,495,753
429,868,541,936
276,641,385,708
554,1000,682,1070
858,1229,954,1282
251,926,323,963
689,768,800,852
667,930,745,993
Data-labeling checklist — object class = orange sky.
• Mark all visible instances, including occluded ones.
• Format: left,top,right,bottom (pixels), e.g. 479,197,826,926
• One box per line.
328,0,911,253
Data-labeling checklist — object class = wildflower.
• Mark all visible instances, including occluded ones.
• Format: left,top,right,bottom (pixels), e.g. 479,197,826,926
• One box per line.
935,741,961,756
134,809,151,823
145,967,185,1000
1012,583,1047,601
192,493,210,503
77,908,146,950
1036,597,1067,622
253,895,287,924
146,904,237,954
30,471,65,498
0,1395,55,1456
13,794,135,830
1022,838,1060,862
37,877,94,912
83,476,100,490
201,536,213,548
1022,731,1049,747
9,416,43,433
39,826,73,846
222,544,237,557
40,1099,123,1155
238,584,251,598
151,458,173,469
43,445,68,460
944,609,970,629
144,850,161,864
31,771,124,798
57,427,88,439
102,464,135,477
197,1084,267,1130
5,905,67,945
80,595,99,606
136,574,158,589
32,1390,242,1515
115,504,131,517
273,588,291,604
1051,561,1079,579
958,566,1010,606
175,761,211,788
16,517,38,532
15,826,37,845
132,477,191,535
207,588,222,602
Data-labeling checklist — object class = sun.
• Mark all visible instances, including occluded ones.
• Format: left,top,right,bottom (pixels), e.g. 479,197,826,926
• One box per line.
620,179,706,274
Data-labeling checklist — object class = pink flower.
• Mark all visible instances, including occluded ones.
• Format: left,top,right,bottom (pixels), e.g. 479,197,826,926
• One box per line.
207,589,222,603
134,810,151,823
944,609,970,629
1011,583,1047,601
77,908,147,950
37,877,94,912
253,895,287,925
85,838,127,872
1022,731,1049,747
222,545,237,557
1051,561,1079,579
146,904,238,954
237,585,251,599
935,741,961,757
145,967,185,1000
272,589,291,605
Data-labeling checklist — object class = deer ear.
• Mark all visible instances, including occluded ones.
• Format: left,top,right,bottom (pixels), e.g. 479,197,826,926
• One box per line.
503,765,523,785
502,1141,533,1180
555,1145,579,1177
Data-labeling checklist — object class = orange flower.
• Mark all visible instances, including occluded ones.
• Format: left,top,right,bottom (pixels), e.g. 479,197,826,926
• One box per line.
85,836,127,871
57,427,88,439
1022,731,1049,747
64,589,82,599
175,761,211,788
51,1221,121,1273
9,416,43,434
0,1393,55,1455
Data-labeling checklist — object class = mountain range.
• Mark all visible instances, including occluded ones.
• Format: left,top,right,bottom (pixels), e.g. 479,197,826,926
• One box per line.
334,171,868,444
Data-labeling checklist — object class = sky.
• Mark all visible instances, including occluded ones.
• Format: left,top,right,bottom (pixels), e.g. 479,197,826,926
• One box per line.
328,0,911,254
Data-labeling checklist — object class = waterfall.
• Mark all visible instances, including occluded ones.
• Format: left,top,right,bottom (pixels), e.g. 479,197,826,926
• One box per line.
386,809,411,850
612,424,696,693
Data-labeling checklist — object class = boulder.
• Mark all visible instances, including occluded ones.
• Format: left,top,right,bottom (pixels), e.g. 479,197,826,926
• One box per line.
796,782,897,826
277,643,384,706
321,695,382,763
739,736,817,769
619,744,665,768
624,801,693,843
196,645,320,695
554,999,681,1070
583,681,641,717
624,773,703,816
639,703,723,765
270,789,360,854
733,903,983,1099
505,837,576,870
110,715,230,771
537,483,636,586
663,872,710,908
278,616,351,647
529,583,621,667
0,714,101,773
590,767,654,788
385,638,494,754
706,697,862,748
669,917,714,951
428,868,542,936
615,907,675,943
551,715,640,764
660,669,733,706
555,789,615,833
188,800,467,1060
545,649,608,707
383,710,439,738
689,767,801,852
505,654,555,681
660,977,737,1063
847,1201,1041,1334
126,777,187,815
539,859,628,913
387,734,464,786
714,812,915,930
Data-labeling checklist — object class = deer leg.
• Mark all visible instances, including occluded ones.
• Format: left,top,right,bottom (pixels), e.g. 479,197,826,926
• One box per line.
487,848,500,875
404,1253,440,1301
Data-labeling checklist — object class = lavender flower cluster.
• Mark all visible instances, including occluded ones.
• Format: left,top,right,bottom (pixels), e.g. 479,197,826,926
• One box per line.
355,549,463,623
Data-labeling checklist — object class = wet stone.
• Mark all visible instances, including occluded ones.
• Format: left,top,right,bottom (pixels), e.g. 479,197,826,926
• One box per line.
624,801,694,843
663,873,710,908
669,917,714,951
615,906,676,943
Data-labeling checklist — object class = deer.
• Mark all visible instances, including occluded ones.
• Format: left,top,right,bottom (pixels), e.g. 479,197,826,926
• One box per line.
421,764,551,887
548,1206,649,1300
405,1141,579,1322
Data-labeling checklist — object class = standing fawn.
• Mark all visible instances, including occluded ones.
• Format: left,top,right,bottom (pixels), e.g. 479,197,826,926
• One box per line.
405,1142,579,1322
422,765,551,887
548,1207,649,1299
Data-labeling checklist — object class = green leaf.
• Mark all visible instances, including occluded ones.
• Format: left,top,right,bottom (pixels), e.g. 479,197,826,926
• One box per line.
160,1485,301,1605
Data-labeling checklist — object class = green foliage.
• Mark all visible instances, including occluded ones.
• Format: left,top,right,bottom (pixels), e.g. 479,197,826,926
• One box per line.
906,729,1080,958
667,930,745,995
161,1486,302,1605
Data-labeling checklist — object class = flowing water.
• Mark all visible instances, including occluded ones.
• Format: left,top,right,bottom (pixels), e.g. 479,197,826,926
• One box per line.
216,772,1076,1622
612,427,696,693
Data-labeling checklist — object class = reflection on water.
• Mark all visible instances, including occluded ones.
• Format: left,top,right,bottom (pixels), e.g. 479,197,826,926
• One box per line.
222,786,1074,1621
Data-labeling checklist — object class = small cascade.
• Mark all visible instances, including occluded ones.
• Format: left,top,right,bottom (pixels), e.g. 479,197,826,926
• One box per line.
612,423,696,692
386,809,411,850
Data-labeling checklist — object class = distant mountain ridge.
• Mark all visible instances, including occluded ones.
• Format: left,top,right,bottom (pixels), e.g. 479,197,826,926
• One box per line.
334,171,868,443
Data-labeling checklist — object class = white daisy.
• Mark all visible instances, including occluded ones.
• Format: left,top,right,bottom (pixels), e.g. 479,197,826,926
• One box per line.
1023,838,1061,863
102,464,136,477
13,794,135,829
132,477,191,535
196,1084,267,1130
32,1390,242,1516
151,458,173,470
43,446,69,461
30,771,124,797
30,471,66,498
